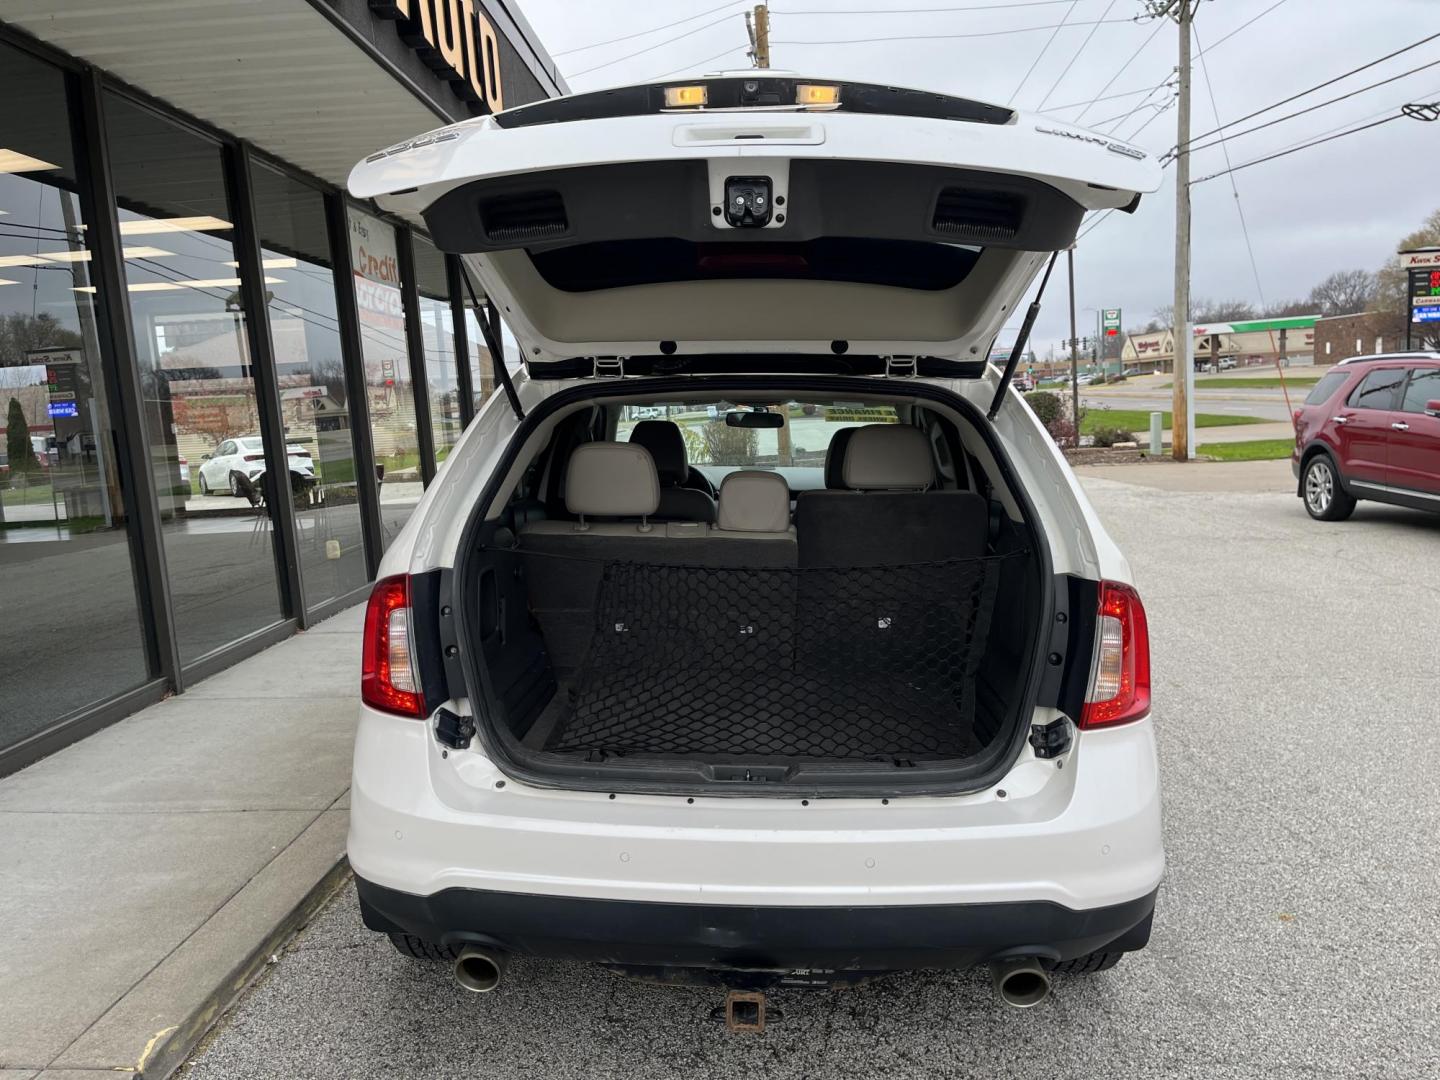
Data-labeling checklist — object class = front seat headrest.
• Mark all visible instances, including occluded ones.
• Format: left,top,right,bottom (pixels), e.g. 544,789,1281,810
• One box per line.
564,443,660,518
823,426,857,490
627,420,689,487
842,425,935,491
717,471,791,533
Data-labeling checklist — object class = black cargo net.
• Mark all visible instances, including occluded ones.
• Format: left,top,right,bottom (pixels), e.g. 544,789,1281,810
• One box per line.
540,555,1011,762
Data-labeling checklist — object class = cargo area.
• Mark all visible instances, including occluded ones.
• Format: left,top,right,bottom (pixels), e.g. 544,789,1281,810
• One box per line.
457,385,1053,794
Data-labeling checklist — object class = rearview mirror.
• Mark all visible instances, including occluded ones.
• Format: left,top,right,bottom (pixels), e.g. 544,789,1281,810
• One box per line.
725,410,784,429
1426,400,1440,418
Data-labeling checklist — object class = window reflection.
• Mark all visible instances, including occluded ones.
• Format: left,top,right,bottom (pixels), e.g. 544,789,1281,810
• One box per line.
413,237,460,465
0,44,149,744
105,92,284,663
347,206,421,546
252,165,369,609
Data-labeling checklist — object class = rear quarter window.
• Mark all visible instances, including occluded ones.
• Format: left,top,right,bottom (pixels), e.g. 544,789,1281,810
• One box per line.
1346,368,1407,410
1304,370,1349,405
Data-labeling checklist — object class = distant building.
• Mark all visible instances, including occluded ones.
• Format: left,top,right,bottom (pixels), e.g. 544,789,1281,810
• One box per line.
1121,316,1320,372
1311,311,1407,365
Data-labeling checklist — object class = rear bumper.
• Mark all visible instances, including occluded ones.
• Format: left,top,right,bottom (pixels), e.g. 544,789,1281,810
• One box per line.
356,876,1157,973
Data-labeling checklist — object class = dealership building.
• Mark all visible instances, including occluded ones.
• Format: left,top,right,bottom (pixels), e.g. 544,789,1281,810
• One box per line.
1120,315,1320,372
0,1,564,772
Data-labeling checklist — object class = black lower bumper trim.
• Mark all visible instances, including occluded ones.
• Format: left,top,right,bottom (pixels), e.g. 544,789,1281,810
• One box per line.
356,877,1156,973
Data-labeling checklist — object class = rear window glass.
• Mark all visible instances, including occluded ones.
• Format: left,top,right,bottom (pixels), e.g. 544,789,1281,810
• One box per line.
1401,367,1440,413
530,238,980,293
1346,368,1406,410
616,402,899,471
1304,370,1349,405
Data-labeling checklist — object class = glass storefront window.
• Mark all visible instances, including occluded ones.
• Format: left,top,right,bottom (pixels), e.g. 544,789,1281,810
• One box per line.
413,238,460,465
251,164,368,611
0,44,150,747
347,205,421,545
104,92,285,664
461,291,495,416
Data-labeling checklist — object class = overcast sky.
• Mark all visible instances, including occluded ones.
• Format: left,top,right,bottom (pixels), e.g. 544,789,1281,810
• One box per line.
513,0,1440,355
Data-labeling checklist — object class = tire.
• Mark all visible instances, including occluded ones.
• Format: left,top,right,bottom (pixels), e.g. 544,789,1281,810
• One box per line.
387,932,459,962
1302,454,1356,522
1049,951,1123,975
229,472,243,498
198,473,210,496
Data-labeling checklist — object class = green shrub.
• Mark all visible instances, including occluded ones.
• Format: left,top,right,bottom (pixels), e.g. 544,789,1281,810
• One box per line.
1090,425,1137,448
1023,390,1064,427
700,420,757,465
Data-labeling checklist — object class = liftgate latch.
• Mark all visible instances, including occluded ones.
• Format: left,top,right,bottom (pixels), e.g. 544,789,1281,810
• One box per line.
1029,716,1072,759
435,708,476,751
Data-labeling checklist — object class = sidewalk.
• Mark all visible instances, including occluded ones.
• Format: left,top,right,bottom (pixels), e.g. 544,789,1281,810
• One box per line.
0,604,363,1080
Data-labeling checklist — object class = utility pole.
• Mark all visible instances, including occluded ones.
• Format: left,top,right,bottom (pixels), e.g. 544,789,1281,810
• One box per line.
749,3,770,69
1068,247,1080,448
1159,0,1196,461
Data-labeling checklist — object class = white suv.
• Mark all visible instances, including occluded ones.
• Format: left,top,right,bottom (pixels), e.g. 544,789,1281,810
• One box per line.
345,73,1163,1010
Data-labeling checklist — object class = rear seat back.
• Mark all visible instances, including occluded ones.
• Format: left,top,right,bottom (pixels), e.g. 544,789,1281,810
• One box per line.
797,424,989,567
519,445,795,676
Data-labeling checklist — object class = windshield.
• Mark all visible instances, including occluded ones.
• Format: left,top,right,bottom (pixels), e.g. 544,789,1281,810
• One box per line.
615,401,900,482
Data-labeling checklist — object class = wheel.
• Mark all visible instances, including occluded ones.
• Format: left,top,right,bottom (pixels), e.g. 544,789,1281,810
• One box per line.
387,932,459,961
1302,455,1356,522
229,472,243,498
198,473,210,496
1049,951,1123,975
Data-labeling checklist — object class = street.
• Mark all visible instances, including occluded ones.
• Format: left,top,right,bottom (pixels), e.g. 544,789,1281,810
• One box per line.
182,469,1440,1080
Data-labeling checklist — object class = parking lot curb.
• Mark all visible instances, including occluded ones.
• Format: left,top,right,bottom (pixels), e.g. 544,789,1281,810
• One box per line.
140,853,352,1080
41,808,353,1080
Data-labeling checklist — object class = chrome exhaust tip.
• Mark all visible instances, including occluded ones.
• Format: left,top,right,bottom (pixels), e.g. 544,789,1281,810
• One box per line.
990,957,1051,1008
453,945,507,993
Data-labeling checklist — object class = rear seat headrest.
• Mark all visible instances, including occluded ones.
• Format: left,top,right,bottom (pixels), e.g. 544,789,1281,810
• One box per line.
717,471,791,533
565,443,660,518
627,420,688,486
842,425,935,491
823,426,857,490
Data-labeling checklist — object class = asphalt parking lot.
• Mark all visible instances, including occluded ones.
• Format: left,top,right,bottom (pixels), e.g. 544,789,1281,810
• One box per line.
183,472,1440,1080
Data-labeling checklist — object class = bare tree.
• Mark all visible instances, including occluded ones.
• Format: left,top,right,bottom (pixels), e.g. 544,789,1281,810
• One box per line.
1194,299,1257,323
1261,297,1314,318
1308,269,1376,317
1376,208,1440,350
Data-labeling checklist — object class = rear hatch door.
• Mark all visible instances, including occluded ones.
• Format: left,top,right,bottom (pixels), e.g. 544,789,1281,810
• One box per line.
349,75,1161,373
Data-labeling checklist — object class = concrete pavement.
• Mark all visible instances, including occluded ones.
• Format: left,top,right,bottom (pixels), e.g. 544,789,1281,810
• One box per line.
182,468,1440,1079
0,603,363,1080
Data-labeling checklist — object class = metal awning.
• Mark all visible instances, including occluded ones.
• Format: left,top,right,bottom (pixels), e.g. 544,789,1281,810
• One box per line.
0,0,448,186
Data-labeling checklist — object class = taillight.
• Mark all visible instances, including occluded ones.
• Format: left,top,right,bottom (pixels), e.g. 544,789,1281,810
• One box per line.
243,453,264,462
1079,581,1150,729
361,575,425,718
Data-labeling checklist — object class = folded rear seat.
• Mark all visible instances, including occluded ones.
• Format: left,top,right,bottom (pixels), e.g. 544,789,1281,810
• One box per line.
519,445,795,677
796,424,990,567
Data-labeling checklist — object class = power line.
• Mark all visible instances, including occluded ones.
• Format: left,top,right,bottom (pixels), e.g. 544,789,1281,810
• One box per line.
773,0,1078,13
1194,23,1265,306
1105,77,1173,133
1197,0,1290,56
774,16,1136,48
1010,1,1077,103
649,42,752,81
1176,31,1440,151
566,12,740,78
1037,0,1119,111
1043,80,1171,115
1191,113,1409,185
1177,55,1440,159
551,0,746,57
1070,14,1169,123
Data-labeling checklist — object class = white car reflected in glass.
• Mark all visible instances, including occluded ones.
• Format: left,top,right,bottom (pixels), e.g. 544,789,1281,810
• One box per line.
198,435,315,498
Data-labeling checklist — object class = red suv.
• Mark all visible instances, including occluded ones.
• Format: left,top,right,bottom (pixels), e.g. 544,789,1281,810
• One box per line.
1293,354,1440,521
